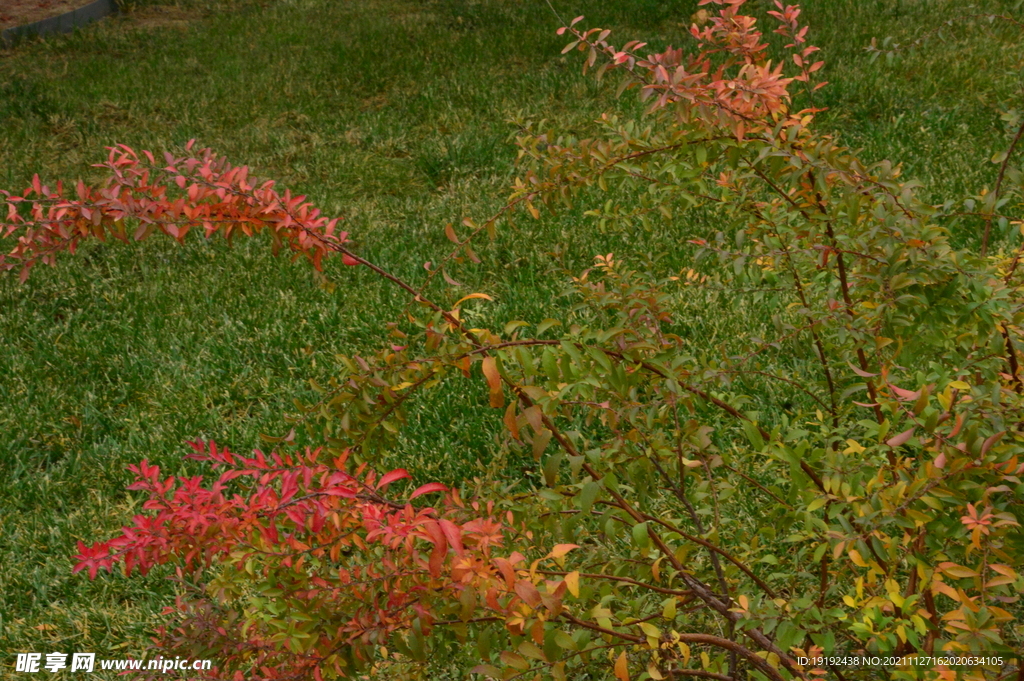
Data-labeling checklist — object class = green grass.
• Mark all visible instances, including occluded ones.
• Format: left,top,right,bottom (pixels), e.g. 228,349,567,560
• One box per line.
0,0,1021,675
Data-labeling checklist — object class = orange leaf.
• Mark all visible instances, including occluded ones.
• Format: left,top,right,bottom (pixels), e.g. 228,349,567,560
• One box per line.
454,292,494,308
482,356,504,408
614,651,630,681
949,412,965,437
989,564,1017,578
548,544,580,560
523,405,544,433
504,401,520,440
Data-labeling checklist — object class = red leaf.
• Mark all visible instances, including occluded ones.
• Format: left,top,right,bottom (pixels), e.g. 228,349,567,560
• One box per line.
493,557,516,589
514,580,542,608
949,412,965,437
980,431,1005,456
890,385,921,401
847,361,878,378
428,542,446,577
886,428,915,448
377,468,411,489
409,482,448,499
438,519,465,555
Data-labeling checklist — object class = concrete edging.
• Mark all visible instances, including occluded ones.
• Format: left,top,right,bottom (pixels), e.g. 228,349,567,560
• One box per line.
1,0,119,47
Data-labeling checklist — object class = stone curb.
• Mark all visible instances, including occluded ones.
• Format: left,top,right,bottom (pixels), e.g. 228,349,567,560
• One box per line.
1,0,119,47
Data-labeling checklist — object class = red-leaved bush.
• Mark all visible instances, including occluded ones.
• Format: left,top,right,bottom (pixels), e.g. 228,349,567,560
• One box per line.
1,141,351,282
72,440,530,679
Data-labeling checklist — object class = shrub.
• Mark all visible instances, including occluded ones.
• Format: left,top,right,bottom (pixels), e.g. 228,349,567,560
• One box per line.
3,1,1023,679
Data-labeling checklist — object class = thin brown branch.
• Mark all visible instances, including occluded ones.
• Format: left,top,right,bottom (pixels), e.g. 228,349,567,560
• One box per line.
665,669,733,681
985,112,1024,257
536,568,694,598
607,502,778,598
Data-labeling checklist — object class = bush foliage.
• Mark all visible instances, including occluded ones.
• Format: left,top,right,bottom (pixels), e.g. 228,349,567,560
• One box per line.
3,1,1023,679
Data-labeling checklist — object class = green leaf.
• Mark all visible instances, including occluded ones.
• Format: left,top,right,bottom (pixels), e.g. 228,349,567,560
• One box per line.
500,651,530,670
580,480,601,513
632,521,650,549
518,640,547,661
533,427,553,461
477,627,493,660
742,420,765,450
544,451,564,487
542,348,560,381
554,630,577,650
537,318,562,334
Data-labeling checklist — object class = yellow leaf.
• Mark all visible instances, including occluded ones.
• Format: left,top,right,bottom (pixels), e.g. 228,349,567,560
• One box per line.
843,440,866,455
638,622,661,638
987,606,1015,621
842,595,858,607
564,571,580,598
939,562,980,580
848,549,869,568
948,380,971,390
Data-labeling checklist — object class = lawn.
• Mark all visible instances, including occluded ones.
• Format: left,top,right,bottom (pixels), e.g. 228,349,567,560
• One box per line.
1,0,1021,676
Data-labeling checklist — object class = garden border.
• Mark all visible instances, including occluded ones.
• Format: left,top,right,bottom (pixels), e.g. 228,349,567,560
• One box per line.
1,0,118,47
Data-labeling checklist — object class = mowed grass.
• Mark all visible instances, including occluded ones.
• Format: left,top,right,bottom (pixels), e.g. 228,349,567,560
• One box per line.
0,0,1021,674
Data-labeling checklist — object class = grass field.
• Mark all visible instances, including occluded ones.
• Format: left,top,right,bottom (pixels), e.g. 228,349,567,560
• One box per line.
1,0,1021,676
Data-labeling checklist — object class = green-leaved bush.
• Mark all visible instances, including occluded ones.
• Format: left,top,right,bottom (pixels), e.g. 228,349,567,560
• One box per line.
3,1,1023,679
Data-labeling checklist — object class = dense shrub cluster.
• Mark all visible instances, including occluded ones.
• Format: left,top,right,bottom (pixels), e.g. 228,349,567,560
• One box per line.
3,1,1023,679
